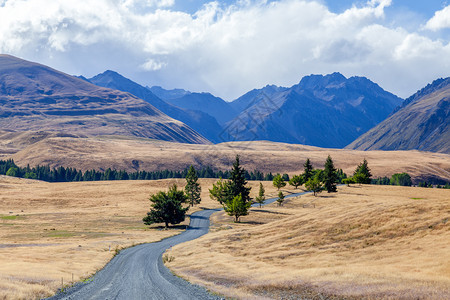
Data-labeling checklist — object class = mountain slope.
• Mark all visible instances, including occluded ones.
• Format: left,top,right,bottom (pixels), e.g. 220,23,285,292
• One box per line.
89,71,223,142
148,86,191,101
230,85,289,112
0,55,208,144
224,73,403,148
347,78,450,153
165,92,237,125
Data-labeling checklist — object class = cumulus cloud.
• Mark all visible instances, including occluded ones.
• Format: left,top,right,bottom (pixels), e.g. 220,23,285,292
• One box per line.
0,0,449,100
424,5,450,31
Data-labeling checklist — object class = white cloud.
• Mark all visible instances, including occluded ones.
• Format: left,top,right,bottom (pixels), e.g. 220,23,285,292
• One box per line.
424,5,450,31
141,58,167,70
0,0,449,100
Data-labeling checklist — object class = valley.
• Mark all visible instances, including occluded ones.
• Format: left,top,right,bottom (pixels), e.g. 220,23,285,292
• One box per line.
1,132,449,184
0,53,448,300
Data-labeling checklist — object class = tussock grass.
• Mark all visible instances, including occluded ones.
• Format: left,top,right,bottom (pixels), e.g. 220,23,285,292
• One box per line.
167,185,450,299
0,176,237,299
8,137,450,183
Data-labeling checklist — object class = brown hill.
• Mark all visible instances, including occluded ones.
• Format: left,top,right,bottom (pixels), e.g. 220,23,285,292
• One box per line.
5,133,450,183
0,55,208,144
347,78,450,153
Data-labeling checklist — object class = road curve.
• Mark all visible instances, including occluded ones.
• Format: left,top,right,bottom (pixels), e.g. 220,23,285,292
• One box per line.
48,190,309,300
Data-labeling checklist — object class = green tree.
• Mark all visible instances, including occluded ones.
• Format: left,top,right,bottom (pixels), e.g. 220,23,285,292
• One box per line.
336,168,347,183
143,184,189,229
209,178,232,205
303,158,314,182
289,175,303,189
224,194,251,222
185,165,201,207
273,174,286,190
276,191,285,206
353,173,367,185
229,155,251,203
323,155,338,193
390,173,412,186
342,177,355,186
353,159,372,184
24,172,38,179
6,167,19,177
305,176,323,196
210,155,252,222
255,182,265,207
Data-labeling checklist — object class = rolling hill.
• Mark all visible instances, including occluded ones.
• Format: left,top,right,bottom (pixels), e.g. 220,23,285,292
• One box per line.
0,55,208,144
347,78,450,153
223,73,403,148
3,133,449,183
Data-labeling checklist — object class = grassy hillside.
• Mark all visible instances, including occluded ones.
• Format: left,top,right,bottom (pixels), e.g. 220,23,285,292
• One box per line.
0,177,279,299
0,55,208,144
348,78,450,154
167,185,450,299
4,134,450,183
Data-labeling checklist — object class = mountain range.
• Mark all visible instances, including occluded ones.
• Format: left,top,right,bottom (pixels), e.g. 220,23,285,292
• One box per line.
88,71,223,142
0,54,448,154
0,54,208,144
88,71,403,148
347,77,450,153
222,73,403,148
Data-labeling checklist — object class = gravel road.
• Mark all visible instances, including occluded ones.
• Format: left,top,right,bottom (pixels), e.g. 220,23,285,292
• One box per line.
48,191,308,300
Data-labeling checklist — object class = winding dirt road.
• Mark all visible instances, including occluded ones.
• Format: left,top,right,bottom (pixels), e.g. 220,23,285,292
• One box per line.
48,191,307,299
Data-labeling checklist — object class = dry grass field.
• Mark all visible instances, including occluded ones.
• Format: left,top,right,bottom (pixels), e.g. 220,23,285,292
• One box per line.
167,185,450,299
2,134,449,183
0,176,282,299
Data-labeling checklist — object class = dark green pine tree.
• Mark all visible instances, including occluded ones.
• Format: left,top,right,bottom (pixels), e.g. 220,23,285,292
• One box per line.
354,158,372,184
229,155,251,203
323,155,338,193
143,184,189,229
303,158,314,182
185,165,201,207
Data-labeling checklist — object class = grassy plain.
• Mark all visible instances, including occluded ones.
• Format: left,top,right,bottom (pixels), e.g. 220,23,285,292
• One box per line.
167,185,450,299
0,176,281,299
3,135,449,183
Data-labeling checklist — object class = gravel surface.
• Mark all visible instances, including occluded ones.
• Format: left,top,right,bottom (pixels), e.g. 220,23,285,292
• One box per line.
48,191,308,300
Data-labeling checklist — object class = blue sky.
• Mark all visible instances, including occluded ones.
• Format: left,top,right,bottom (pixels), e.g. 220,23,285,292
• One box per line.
1,0,450,100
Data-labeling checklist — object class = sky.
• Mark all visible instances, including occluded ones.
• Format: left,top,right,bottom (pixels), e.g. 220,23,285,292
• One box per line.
1,0,450,101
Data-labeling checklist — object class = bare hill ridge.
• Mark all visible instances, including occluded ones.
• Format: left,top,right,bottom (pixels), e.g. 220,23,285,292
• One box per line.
0,55,208,144
4,133,449,183
347,77,450,153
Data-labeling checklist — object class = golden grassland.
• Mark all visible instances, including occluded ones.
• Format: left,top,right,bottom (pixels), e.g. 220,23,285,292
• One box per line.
5,135,450,183
167,184,450,299
0,176,281,299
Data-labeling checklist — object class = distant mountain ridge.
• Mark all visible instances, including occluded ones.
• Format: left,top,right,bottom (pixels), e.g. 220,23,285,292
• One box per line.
164,92,238,125
148,86,191,101
0,55,208,144
88,71,223,142
223,72,403,148
347,77,450,153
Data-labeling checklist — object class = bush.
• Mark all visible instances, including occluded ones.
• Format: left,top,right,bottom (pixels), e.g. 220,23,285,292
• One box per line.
390,173,412,186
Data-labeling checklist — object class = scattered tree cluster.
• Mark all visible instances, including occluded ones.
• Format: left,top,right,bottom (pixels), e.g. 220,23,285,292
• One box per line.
342,159,372,186
210,155,252,222
286,156,346,196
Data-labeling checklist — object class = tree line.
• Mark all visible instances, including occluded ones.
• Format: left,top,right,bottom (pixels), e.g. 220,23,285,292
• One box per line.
0,159,276,183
